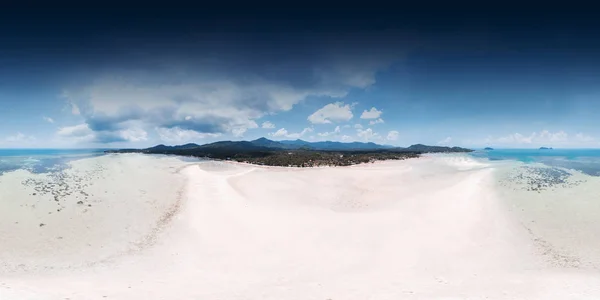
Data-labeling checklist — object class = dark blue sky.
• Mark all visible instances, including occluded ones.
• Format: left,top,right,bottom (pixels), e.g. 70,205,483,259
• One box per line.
2,4,600,148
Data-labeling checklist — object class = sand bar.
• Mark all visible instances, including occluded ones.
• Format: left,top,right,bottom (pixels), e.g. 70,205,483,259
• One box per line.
1,154,600,299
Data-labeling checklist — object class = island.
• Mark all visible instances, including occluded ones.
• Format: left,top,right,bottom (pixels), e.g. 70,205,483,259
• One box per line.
484,147,494,150
106,138,473,167
539,147,553,150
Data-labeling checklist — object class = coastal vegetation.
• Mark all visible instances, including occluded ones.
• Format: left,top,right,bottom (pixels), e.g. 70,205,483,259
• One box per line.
106,138,473,167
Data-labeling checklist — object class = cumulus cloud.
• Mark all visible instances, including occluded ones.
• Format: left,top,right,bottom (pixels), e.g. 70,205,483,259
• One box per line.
341,135,352,141
360,107,383,119
354,123,363,129
317,125,342,138
57,123,148,144
156,127,221,143
437,136,452,145
482,130,598,147
269,127,313,139
307,102,354,124
56,30,406,145
270,128,289,137
386,130,399,141
43,116,54,123
357,128,380,141
261,121,276,129
369,118,384,125
57,124,93,138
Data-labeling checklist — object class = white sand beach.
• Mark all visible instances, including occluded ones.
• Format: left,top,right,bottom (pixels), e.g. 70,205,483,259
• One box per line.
1,154,600,299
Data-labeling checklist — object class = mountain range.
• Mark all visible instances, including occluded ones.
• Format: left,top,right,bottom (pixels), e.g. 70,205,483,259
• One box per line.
139,138,471,153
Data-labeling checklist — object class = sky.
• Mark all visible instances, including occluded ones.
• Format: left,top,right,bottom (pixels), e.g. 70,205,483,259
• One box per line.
2,4,600,148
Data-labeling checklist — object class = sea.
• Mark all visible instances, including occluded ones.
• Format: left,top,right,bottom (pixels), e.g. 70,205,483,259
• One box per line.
0,149,108,175
469,148,600,176
1,148,600,176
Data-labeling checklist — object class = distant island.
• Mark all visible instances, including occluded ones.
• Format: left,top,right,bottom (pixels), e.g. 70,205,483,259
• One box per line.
539,147,553,150
106,138,473,167
484,147,494,150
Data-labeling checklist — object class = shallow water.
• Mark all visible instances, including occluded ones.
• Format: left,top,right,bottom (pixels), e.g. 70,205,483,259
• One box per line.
470,148,600,176
0,149,107,175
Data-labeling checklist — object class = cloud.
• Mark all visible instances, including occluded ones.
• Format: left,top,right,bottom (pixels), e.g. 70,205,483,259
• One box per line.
307,102,354,124
57,37,399,145
57,124,93,138
71,103,81,115
317,125,342,138
360,107,383,119
575,132,595,143
156,127,221,143
354,123,363,129
356,128,380,141
369,118,385,125
270,128,289,137
386,130,399,141
481,130,599,147
43,116,54,123
57,123,148,144
269,127,313,139
60,91,82,115
5,132,36,143
261,121,276,129
437,136,452,145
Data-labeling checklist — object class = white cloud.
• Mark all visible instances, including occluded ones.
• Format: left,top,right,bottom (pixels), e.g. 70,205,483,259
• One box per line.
481,130,599,148
360,107,383,119
156,127,221,143
354,123,363,129
261,121,276,129
119,127,148,142
43,116,54,123
369,118,384,125
495,132,535,144
538,130,568,143
386,130,399,141
61,77,347,144
270,128,289,137
356,128,380,141
317,126,342,138
54,32,407,145
60,91,82,115
341,135,352,141
437,136,452,145
269,127,313,139
57,124,93,138
57,123,148,144
342,124,351,129
575,132,595,143
5,132,36,143
307,102,354,124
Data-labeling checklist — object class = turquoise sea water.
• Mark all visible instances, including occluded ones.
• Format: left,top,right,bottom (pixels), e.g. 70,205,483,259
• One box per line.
2,148,600,176
470,148,600,176
0,149,107,174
